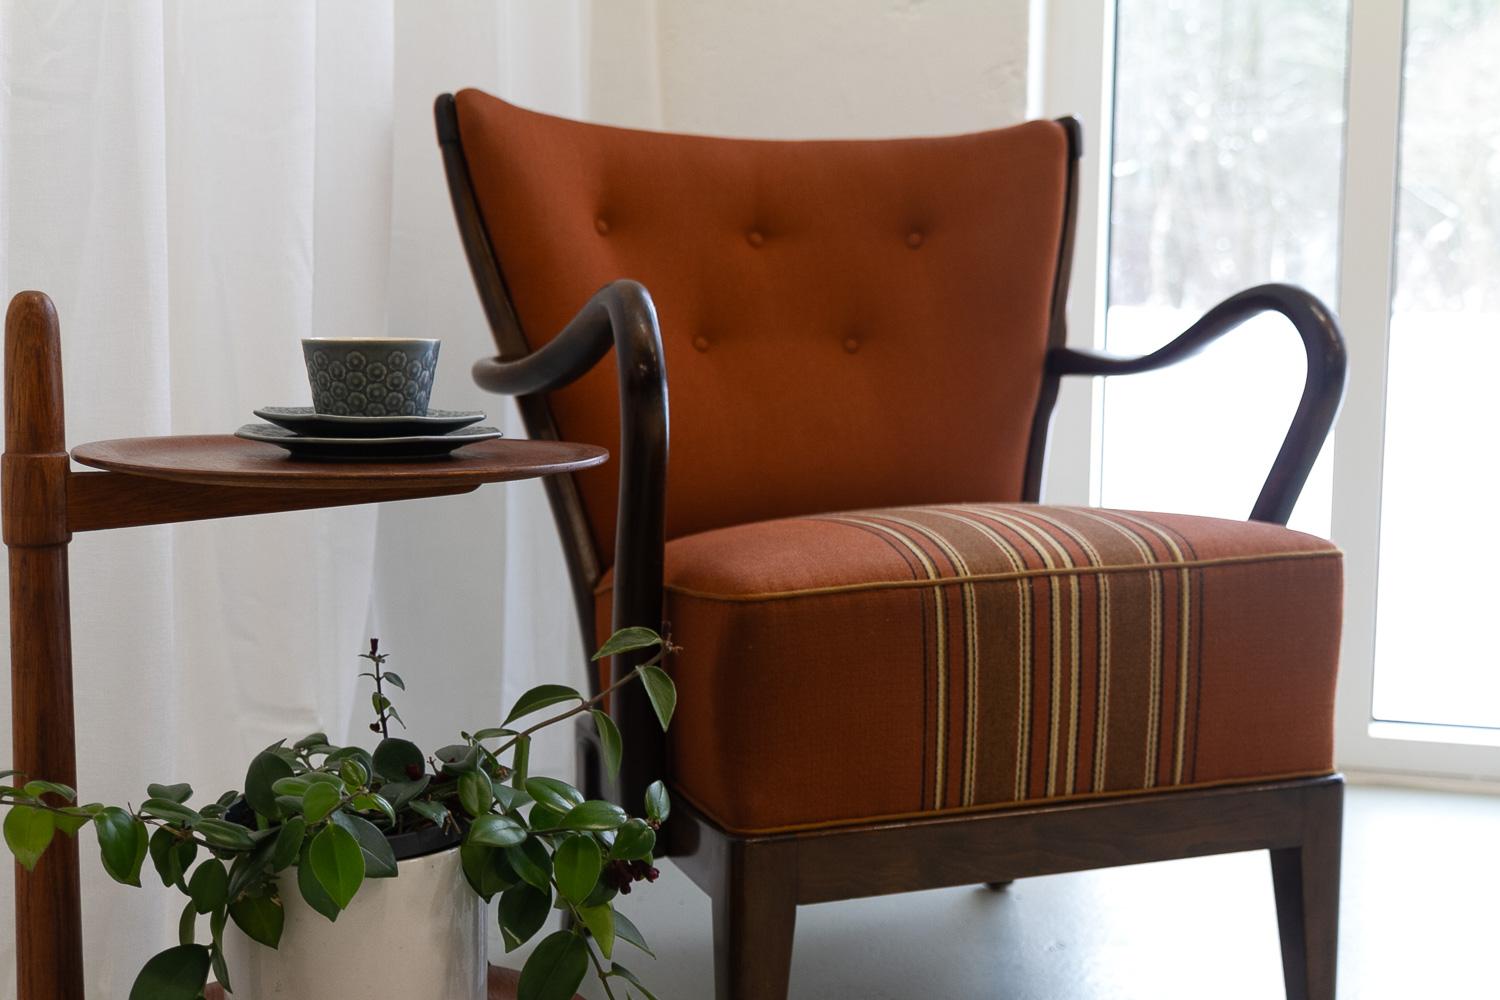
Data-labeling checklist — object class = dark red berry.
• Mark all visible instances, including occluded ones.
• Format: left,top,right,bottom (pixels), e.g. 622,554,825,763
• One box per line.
404,763,424,780
369,638,379,656
368,722,381,732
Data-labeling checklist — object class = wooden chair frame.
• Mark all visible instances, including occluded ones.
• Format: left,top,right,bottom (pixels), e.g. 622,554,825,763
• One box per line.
435,94,1348,1000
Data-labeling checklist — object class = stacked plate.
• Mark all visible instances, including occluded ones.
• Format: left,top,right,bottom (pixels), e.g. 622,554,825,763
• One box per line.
235,406,502,461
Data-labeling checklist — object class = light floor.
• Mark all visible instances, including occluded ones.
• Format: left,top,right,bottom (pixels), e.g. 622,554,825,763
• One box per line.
518,784,1500,999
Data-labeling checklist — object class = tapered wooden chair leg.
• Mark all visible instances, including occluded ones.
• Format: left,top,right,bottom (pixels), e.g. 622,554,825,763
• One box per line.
1270,779,1342,1000
712,841,797,1000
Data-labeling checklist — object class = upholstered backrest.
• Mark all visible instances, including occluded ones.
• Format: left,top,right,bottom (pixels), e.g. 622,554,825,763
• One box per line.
452,89,1074,567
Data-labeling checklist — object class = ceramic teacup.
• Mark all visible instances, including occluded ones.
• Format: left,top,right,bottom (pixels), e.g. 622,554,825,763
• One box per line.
301,338,441,416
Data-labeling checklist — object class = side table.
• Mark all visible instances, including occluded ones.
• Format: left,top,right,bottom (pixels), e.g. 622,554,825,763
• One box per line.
3,291,607,1000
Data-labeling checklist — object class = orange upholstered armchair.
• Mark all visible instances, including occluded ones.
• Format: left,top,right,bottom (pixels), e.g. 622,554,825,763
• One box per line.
436,90,1346,1000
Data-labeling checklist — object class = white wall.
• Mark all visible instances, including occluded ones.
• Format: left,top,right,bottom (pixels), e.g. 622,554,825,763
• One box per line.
589,0,1033,136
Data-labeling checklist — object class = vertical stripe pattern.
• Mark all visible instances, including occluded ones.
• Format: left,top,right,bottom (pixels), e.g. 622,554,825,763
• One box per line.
815,504,1205,809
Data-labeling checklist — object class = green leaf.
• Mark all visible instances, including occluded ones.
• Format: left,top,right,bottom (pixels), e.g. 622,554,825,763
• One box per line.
528,802,566,831
524,776,584,814
578,903,616,959
554,835,603,905
498,883,552,952
128,944,211,1000
472,727,516,742
639,665,676,730
557,800,628,832
175,838,199,881
297,838,342,922
502,684,584,726
302,783,341,825
644,781,670,824
148,782,193,804
350,792,397,828
293,732,330,752
210,942,232,996
467,814,527,849
187,858,228,914
382,670,405,690
505,838,553,892
244,750,295,820
461,840,518,901
609,819,656,861
94,807,148,885
269,817,306,872
338,759,369,789
226,835,277,902
4,804,54,871
195,818,256,851
322,746,375,781
270,776,313,798
21,779,76,802
375,775,430,810
614,909,655,958
608,962,661,1000
53,807,95,837
150,828,187,887
308,823,365,910
517,930,590,1000
139,798,201,826
458,771,494,817
372,738,425,782
229,893,284,948
409,799,450,829
492,784,532,813
437,743,481,775
178,900,196,946
591,626,663,661
330,810,397,878
591,710,624,780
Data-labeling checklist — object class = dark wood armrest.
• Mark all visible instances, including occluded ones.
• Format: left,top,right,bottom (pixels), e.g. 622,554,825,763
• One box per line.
472,280,670,808
1047,283,1347,525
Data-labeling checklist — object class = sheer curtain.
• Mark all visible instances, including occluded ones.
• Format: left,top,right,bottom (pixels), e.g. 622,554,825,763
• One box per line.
0,2,605,994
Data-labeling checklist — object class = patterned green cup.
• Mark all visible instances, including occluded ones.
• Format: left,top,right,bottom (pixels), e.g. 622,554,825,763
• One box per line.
301,338,441,416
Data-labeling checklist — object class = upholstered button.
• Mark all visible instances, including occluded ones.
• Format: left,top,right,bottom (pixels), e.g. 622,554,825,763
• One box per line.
843,337,860,354
693,336,711,353
906,231,924,249
746,230,764,248
594,218,610,235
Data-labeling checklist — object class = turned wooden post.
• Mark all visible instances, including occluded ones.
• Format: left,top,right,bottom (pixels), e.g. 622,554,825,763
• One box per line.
3,291,85,1000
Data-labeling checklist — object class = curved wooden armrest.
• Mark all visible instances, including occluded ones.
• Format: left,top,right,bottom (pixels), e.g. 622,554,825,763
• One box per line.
472,279,669,807
1047,283,1347,526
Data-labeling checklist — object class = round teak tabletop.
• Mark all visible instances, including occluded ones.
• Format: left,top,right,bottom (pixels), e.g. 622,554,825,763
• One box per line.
71,435,607,490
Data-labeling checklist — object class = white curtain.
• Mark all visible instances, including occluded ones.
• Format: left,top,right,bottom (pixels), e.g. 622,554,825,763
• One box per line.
0,2,608,994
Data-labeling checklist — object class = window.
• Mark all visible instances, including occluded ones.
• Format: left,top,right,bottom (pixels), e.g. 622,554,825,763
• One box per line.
1048,0,1500,777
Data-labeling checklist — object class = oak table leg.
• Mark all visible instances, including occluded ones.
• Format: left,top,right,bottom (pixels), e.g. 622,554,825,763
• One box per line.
4,292,85,1000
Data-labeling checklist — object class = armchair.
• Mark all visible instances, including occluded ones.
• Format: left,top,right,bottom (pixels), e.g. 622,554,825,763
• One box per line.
436,90,1346,1000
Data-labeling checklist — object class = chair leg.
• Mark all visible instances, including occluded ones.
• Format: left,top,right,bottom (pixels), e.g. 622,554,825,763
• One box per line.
712,840,798,1000
1270,779,1343,1000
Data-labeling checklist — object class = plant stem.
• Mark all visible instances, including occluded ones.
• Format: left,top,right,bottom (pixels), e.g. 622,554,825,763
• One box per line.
579,925,620,1000
494,648,665,757
372,655,390,741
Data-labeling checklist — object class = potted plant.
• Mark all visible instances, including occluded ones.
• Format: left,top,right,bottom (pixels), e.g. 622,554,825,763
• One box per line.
0,628,676,1000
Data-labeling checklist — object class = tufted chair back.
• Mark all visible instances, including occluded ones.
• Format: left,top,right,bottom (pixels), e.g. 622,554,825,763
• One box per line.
451,89,1076,567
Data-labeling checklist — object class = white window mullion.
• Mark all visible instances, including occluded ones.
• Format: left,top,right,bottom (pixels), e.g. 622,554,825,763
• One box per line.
1333,0,1500,780
1035,0,1115,508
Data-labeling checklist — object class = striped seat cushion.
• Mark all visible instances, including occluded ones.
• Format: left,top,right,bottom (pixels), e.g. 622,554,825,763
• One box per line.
596,503,1343,834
